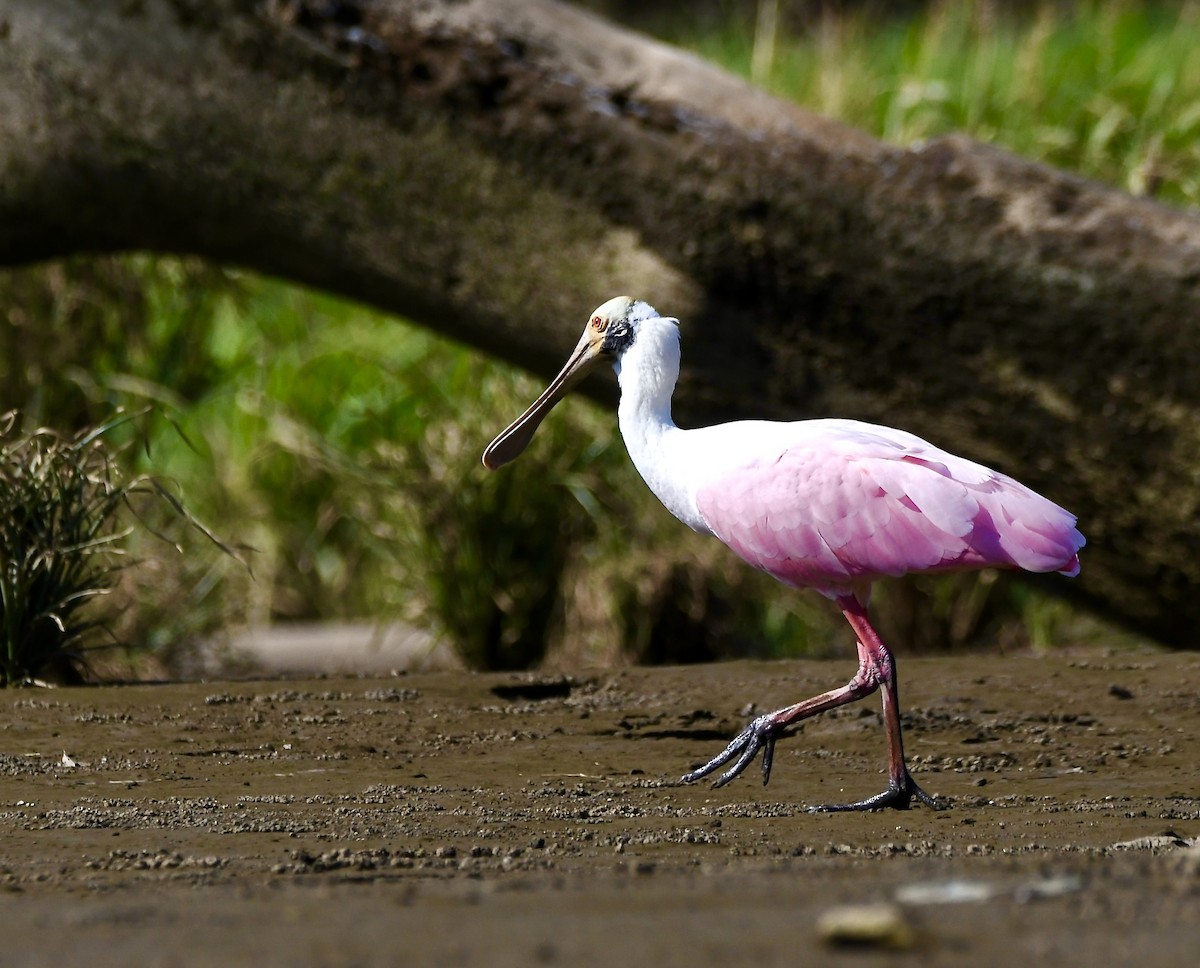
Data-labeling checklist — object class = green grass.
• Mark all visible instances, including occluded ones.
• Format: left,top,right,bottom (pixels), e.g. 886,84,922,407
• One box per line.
4,1,1186,672
670,0,1200,206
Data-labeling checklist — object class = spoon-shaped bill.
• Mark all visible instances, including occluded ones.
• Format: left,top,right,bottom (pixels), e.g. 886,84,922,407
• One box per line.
482,331,603,469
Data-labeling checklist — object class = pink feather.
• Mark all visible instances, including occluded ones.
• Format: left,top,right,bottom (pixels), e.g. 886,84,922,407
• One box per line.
695,428,1083,596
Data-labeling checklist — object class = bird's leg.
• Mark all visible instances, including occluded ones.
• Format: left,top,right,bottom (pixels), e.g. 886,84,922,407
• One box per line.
679,594,943,812
808,596,942,812
679,647,881,790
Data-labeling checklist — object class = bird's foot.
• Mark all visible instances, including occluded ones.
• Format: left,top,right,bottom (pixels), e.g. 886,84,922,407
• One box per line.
807,772,944,813
679,712,785,788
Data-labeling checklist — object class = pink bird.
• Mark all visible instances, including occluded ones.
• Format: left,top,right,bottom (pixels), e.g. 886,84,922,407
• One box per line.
483,297,1084,811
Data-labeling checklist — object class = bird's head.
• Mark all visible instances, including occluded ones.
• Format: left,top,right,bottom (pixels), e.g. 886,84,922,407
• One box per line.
482,296,662,469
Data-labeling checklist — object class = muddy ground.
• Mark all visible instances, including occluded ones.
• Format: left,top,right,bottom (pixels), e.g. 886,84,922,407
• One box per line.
1,652,1197,966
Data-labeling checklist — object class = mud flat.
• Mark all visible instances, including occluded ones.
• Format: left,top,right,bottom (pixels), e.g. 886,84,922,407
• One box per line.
1,654,1197,966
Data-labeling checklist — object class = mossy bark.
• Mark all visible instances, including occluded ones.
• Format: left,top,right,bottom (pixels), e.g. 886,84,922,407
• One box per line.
3,0,1200,645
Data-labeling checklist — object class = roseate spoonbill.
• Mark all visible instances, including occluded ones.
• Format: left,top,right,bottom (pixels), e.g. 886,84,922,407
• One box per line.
482,297,1084,811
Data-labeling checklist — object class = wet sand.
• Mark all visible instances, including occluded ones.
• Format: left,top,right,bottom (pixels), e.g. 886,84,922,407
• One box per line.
1,654,1197,966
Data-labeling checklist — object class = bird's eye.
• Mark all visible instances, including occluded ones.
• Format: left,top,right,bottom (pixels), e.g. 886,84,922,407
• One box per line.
591,315,605,331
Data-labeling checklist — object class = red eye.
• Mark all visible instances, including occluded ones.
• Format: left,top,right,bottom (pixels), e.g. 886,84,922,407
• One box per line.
591,315,604,330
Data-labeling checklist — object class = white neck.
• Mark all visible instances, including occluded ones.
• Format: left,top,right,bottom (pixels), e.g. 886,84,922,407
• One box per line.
613,315,708,532
615,316,679,433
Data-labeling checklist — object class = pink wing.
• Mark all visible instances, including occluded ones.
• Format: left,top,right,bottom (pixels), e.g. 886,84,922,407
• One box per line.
695,429,1083,595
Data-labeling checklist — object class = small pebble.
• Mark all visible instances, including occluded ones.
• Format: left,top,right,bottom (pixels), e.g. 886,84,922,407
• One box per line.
896,879,999,905
1015,874,1084,902
816,903,916,949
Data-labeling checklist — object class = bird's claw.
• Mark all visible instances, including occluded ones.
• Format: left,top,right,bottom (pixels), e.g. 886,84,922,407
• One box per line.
680,713,784,789
806,771,944,813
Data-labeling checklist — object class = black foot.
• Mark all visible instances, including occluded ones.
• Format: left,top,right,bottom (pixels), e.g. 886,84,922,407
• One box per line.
807,773,944,813
680,713,783,788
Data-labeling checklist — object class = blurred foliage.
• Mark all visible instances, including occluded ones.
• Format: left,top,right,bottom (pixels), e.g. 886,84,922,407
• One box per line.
2,0,1182,673
0,258,237,431
669,0,1200,207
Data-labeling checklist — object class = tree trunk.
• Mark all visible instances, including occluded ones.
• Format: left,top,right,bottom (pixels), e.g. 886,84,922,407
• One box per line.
3,0,1199,645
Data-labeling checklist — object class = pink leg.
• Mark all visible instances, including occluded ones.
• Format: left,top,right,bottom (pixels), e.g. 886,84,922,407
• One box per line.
823,595,940,811
680,594,941,812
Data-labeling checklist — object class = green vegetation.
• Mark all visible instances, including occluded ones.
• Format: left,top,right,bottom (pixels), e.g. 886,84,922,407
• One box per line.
2,1,1184,674
672,0,1200,207
0,411,236,685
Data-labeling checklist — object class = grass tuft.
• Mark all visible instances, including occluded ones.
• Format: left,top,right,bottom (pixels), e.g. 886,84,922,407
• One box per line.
0,410,239,685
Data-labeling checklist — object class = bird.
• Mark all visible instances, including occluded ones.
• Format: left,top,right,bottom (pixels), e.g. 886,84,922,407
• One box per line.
482,296,1084,811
